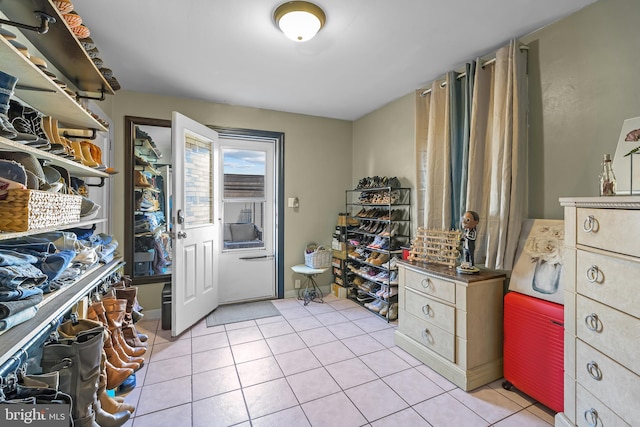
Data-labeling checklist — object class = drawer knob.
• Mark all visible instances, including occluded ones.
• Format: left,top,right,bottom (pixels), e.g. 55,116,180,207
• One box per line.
421,278,432,290
422,304,432,316
585,313,601,332
421,328,434,344
582,215,599,233
586,265,600,283
584,408,600,427
586,361,603,381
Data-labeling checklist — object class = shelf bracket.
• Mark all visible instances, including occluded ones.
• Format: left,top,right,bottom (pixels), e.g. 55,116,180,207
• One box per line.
0,11,56,35
63,128,97,140
86,177,106,188
75,89,106,102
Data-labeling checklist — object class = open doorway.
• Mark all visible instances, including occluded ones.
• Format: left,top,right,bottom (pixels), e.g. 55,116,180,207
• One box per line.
214,127,284,304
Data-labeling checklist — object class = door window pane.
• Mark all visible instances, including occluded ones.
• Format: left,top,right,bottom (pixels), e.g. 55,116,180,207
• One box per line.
184,133,213,227
223,149,266,250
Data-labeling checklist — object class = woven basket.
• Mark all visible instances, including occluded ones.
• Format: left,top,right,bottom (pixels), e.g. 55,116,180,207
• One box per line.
0,189,82,232
305,245,332,269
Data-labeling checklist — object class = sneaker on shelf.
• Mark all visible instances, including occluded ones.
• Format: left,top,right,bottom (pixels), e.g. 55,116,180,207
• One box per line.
369,299,386,313
389,271,398,285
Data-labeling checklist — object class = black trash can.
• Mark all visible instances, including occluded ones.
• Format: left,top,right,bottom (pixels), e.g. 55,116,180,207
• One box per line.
161,282,171,330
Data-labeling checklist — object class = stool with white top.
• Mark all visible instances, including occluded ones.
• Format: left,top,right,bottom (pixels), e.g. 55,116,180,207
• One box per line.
291,264,327,305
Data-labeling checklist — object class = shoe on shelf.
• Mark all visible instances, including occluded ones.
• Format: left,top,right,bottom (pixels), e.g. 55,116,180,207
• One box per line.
389,271,398,285
379,302,389,316
388,303,398,320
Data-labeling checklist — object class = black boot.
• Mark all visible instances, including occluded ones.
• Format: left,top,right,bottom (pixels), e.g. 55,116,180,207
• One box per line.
0,70,18,139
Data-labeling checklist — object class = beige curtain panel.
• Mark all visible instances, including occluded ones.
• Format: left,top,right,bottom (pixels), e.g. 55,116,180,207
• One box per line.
416,39,528,270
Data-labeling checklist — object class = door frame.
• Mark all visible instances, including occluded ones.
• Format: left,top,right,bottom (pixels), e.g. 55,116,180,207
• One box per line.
210,126,285,299
123,116,172,285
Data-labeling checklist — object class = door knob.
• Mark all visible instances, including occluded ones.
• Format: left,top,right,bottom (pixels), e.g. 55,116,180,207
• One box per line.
177,231,187,239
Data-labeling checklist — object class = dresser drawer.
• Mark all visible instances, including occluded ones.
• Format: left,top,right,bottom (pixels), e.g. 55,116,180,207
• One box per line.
576,384,631,427
576,249,640,319
576,208,640,257
403,266,455,304
399,311,455,362
576,340,640,424
404,287,455,334
576,294,640,377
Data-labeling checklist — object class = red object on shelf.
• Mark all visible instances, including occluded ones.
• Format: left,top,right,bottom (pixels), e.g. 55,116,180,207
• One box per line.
503,291,564,413
402,246,410,260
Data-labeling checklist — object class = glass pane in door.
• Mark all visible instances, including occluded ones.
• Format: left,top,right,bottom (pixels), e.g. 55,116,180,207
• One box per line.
222,149,266,250
184,133,213,227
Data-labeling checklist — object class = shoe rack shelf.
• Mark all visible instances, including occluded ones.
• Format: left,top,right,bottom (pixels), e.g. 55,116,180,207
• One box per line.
0,218,107,242
0,36,107,131
135,138,162,161
0,257,124,370
0,135,109,178
0,0,123,379
345,186,411,321
0,0,115,97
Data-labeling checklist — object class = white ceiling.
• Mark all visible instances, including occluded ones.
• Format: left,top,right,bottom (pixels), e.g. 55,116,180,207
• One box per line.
73,0,597,121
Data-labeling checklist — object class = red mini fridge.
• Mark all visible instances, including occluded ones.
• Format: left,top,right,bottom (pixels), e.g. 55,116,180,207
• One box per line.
503,291,564,412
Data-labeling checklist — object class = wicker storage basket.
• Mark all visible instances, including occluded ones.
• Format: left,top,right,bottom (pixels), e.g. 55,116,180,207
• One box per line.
0,189,82,232
305,245,332,269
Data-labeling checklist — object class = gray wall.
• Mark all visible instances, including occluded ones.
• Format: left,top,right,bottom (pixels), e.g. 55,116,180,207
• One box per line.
107,92,352,309
353,0,640,224
522,0,640,218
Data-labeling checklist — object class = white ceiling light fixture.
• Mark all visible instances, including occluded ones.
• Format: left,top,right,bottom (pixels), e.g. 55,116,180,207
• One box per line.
274,1,326,42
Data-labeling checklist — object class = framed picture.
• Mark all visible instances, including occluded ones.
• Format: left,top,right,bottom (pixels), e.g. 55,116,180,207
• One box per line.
508,219,564,305
612,116,640,195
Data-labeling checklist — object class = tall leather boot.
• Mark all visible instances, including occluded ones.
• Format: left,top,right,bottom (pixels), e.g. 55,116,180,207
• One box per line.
0,70,19,139
88,300,140,373
102,298,147,358
56,319,131,427
40,319,104,427
115,287,148,347
97,351,135,418
88,302,135,409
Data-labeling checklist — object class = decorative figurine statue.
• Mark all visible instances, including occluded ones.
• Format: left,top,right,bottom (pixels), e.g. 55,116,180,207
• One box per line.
457,210,480,274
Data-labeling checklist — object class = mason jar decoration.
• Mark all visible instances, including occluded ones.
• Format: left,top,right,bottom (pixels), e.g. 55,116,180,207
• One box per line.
524,224,564,295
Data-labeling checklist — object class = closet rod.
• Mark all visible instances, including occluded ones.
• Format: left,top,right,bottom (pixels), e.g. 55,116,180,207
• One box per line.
0,318,58,378
420,45,529,96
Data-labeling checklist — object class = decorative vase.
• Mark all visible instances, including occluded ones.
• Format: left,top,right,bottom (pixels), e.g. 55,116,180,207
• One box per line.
532,259,561,294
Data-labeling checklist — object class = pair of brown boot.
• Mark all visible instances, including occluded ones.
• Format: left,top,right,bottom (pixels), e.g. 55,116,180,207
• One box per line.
87,297,146,391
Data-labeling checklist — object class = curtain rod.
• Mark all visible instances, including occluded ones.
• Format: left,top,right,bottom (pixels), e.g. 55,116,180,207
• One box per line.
420,45,529,96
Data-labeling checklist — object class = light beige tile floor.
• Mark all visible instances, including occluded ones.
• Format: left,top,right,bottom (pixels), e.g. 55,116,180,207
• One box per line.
118,295,556,427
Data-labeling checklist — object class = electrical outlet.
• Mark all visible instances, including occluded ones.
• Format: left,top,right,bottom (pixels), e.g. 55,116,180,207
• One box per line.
295,279,301,289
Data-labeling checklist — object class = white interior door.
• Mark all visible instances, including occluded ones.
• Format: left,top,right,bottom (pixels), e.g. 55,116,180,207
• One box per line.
171,112,220,336
218,137,276,303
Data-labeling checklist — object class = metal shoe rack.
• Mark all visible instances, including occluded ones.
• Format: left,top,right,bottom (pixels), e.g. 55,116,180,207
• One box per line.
345,184,411,321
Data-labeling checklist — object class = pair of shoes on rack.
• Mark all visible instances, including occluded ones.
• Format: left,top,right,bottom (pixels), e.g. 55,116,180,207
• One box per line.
86,298,146,378
365,299,388,313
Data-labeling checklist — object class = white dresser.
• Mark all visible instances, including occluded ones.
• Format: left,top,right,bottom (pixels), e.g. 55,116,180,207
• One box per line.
557,197,640,427
394,261,506,391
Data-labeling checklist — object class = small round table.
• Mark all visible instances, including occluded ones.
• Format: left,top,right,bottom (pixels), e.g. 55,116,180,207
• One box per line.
291,264,327,305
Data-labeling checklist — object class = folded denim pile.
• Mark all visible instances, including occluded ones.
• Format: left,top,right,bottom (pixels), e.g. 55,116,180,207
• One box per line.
0,228,119,335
